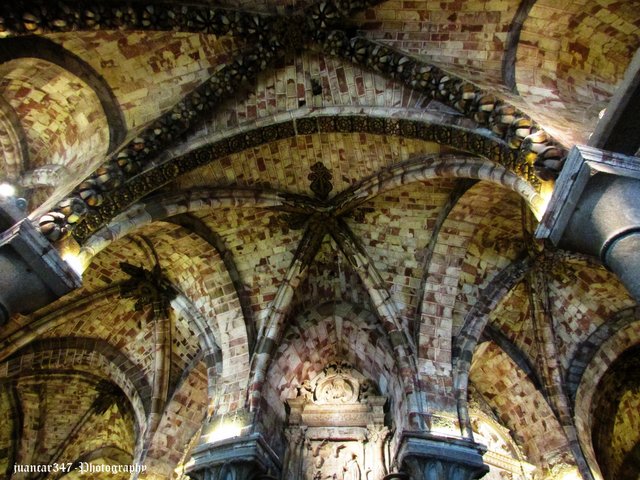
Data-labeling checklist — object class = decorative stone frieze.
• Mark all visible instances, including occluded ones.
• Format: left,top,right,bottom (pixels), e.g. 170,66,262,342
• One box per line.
0,2,276,38
20,1,564,248
25,0,383,245
317,34,565,179
284,361,390,480
67,116,541,243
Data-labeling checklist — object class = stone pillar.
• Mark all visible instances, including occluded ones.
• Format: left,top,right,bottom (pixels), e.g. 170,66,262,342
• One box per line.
395,433,489,480
282,426,306,479
367,425,390,479
536,145,640,301
185,434,281,480
0,198,81,325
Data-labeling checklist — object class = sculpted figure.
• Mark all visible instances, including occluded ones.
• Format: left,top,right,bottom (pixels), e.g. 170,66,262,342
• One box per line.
343,453,361,480
298,379,313,400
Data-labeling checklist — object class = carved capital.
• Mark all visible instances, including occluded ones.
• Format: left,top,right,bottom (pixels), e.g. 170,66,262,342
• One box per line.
186,434,281,480
397,433,489,480
367,424,390,444
187,462,259,480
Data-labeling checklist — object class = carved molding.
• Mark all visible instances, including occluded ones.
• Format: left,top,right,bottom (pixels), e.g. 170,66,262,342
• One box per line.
288,361,386,428
66,115,538,243
22,0,564,245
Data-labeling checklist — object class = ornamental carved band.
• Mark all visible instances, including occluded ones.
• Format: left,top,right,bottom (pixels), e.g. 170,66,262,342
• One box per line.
66,115,539,242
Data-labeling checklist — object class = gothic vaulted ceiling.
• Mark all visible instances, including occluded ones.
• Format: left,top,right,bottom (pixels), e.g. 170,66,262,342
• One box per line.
0,1,639,479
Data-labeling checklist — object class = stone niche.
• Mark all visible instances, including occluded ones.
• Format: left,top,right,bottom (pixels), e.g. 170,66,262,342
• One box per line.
283,361,390,480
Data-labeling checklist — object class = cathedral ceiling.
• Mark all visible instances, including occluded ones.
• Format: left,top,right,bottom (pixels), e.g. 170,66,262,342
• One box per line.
0,1,639,479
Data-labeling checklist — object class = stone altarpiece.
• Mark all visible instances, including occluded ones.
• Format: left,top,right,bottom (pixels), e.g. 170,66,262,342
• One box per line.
283,362,391,480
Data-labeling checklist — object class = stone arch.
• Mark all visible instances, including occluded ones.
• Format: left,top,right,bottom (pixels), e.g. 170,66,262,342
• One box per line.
452,257,533,433
413,178,531,432
79,218,253,433
262,301,404,456
171,294,223,400
0,36,126,153
502,0,537,93
74,445,133,466
480,324,542,392
143,357,209,478
0,56,110,213
574,320,640,479
515,0,640,145
0,95,28,181
0,289,221,453
0,337,149,435
333,154,545,218
470,341,576,475
73,219,235,375
79,154,544,268
468,391,537,478
0,284,220,394
70,110,549,243
127,222,250,415
567,306,640,401
0,382,21,478
589,346,640,480
9,371,138,471
0,287,119,362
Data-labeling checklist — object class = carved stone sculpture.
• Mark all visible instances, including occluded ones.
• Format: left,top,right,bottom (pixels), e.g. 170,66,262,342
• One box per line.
343,453,361,480
283,362,389,480
316,375,359,404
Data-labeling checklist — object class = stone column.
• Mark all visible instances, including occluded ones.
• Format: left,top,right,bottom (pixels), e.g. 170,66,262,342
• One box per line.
367,425,390,479
0,198,81,325
536,145,640,301
282,426,307,479
186,433,281,480
395,433,488,480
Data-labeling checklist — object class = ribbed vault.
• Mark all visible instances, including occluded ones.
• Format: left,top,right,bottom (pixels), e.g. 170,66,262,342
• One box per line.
0,1,638,479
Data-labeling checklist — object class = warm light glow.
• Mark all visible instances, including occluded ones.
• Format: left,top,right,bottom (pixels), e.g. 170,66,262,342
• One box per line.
62,251,86,277
58,238,88,277
0,182,16,197
557,467,581,480
430,415,462,438
534,181,556,220
57,237,90,276
205,420,242,444
472,414,537,478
